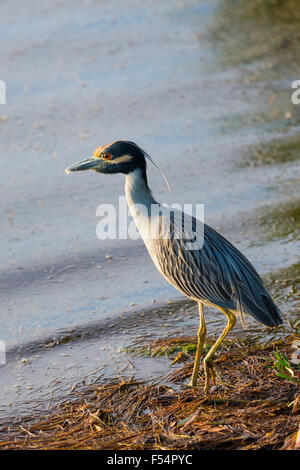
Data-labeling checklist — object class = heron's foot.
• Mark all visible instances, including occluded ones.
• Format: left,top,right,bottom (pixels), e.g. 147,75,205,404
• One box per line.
203,358,216,394
188,361,203,387
188,372,198,387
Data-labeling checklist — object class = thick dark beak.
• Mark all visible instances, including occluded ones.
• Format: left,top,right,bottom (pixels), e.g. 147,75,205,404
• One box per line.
65,157,102,174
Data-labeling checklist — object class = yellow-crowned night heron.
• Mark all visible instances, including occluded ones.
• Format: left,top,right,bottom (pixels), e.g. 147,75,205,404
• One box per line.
66,141,283,393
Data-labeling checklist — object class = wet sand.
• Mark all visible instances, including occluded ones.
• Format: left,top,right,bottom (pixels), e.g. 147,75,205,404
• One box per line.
0,0,299,422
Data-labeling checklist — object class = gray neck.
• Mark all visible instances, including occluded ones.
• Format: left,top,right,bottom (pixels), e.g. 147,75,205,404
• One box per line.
125,169,158,211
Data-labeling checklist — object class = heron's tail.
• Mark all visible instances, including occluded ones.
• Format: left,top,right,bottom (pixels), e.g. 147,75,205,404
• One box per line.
241,291,283,327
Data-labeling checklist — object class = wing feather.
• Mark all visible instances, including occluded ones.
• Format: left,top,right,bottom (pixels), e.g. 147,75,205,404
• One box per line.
152,210,282,327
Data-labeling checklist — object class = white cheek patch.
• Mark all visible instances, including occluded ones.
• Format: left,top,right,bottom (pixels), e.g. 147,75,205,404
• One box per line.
111,154,133,164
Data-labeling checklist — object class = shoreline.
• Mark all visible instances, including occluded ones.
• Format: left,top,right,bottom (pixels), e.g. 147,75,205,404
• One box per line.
1,332,299,450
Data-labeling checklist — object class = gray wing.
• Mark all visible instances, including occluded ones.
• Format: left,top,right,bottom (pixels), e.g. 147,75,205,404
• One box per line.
154,214,282,327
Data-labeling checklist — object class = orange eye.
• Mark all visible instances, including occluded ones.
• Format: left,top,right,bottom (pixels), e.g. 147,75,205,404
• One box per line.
103,153,112,160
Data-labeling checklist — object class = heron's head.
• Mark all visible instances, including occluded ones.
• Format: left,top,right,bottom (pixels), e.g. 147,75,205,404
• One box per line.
65,140,148,178
65,140,170,190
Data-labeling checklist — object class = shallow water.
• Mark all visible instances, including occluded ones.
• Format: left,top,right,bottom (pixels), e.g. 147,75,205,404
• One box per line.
0,0,299,421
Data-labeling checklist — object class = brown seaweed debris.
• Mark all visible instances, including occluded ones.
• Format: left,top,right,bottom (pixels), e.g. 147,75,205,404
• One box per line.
0,334,299,450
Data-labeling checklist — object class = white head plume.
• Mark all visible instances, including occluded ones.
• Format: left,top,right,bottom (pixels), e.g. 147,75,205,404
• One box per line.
130,143,170,192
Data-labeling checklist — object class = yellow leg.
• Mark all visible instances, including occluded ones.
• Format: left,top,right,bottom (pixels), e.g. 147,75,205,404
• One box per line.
189,303,206,387
203,308,236,394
